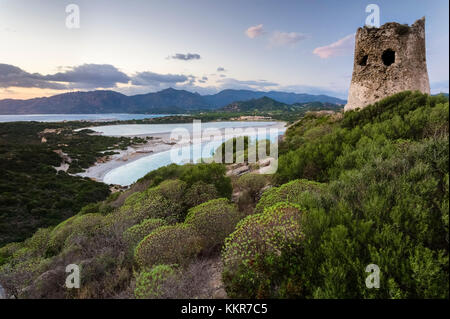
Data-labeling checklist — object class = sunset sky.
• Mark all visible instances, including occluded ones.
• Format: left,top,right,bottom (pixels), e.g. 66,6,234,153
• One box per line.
0,0,448,100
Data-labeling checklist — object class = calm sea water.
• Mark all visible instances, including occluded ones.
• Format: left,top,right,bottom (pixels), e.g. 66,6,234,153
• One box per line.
101,121,285,186
0,114,173,123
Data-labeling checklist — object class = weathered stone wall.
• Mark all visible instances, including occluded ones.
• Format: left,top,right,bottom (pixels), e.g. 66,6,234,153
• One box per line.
345,17,430,111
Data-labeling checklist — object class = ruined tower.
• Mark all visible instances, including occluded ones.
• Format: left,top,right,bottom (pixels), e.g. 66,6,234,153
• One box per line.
345,17,430,111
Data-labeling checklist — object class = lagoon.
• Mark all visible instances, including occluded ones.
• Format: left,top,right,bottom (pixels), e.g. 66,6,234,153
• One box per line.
94,121,285,186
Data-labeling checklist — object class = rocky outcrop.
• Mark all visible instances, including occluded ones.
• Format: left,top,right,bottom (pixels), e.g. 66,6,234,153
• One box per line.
345,17,430,111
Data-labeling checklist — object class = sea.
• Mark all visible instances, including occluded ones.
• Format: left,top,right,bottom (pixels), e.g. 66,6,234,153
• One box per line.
0,113,173,123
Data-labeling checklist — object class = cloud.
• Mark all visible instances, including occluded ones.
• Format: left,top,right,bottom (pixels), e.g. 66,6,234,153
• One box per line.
43,64,130,89
0,64,66,89
269,31,307,47
131,71,189,86
0,63,130,90
313,34,355,59
170,53,201,61
217,67,226,72
245,24,265,39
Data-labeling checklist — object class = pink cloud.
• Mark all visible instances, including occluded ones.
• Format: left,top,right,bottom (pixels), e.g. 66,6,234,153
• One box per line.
313,34,355,58
245,24,265,39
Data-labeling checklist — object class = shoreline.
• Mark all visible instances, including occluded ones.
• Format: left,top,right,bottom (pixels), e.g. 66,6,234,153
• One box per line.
76,121,286,184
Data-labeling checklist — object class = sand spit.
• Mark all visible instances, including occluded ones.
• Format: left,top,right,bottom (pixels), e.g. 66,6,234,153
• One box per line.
76,121,286,184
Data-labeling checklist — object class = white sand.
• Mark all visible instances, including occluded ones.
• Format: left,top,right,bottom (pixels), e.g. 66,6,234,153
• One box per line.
76,121,286,183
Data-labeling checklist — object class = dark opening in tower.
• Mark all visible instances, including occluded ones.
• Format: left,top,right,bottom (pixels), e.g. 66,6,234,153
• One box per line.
358,54,368,66
382,49,395,66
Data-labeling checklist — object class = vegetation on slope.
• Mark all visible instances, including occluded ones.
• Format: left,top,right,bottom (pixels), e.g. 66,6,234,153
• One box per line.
223,91,449,298
0,91,448,299
0,121,147,245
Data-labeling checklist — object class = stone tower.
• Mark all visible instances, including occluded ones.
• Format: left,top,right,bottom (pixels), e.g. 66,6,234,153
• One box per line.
345,17,430,111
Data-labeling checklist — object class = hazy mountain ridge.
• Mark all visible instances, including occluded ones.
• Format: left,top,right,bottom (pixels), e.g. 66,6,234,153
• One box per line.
222,96,343,112
0,88,346,114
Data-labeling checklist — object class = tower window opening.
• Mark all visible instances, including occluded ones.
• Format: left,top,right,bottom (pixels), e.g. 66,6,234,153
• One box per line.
382,49,395,66
358,55,368,66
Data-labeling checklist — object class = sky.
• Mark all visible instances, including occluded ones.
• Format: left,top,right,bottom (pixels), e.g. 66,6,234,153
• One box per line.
0,0,448,100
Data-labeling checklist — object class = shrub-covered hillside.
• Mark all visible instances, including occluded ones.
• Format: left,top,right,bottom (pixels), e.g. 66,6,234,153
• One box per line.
223,91,449,298
0,91,448,299
0,163,235,298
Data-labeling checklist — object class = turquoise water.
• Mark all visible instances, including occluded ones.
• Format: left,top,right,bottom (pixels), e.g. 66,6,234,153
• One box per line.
102,122,285,186
0,114,173,123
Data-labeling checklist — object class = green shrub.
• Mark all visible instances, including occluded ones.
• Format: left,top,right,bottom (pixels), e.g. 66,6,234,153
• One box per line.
46,215,80,255
79,202,101,215
183,181,219,208
0,242,23,266
23,228,52,256
123,218,167,248
180,163,232,199
237,173,267,203
185,198,242,251
109,186,184,227
47,213,104,255
134,264,176,299
134,224,201,269
138,163,232,199
222,202,304,298
64,213,105,248
255,179,325,214
158,179,187,203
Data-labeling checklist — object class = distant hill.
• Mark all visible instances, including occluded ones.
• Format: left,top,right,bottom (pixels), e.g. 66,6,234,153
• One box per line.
222,96,343,113
0,88,346,114
203,89,346,107
222,97,293,112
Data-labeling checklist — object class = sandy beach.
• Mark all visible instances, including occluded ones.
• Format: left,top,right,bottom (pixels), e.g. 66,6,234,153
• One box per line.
76,121,286,184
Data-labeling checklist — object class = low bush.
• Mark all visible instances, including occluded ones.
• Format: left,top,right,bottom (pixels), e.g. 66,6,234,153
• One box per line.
46,213,104,255
46,215,80,255
158,179,187,203
185,198,242,252
123,218,167,248
134,259,214,299
134,224,201,269
134,264,177,299
222,202,304,298
108,185,184,228
23,228,53,256
255,179,325,214
183,181,219,208
138,163,232,199
236,173,267,204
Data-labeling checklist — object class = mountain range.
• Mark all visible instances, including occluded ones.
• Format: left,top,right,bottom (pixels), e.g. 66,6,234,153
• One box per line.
0,88,346,114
